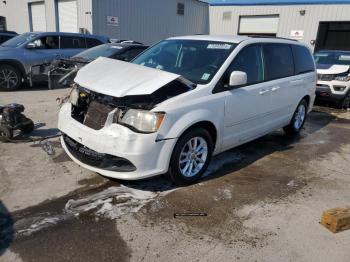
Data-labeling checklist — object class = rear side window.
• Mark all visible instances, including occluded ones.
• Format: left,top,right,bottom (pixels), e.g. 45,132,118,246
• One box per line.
60,36,86,49
86,38,103,48
292,45,315,74
263,44,294,80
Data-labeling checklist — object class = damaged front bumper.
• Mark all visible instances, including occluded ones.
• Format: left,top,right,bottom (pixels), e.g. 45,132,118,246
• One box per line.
58,103,177,180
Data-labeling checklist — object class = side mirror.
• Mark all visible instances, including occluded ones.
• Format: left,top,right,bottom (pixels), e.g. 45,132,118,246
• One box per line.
26,42,36,49
229,71,247,88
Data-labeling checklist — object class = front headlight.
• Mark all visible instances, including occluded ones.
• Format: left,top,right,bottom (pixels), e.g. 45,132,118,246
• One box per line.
116,109,165,133
334,75,350,81
69,86,80,106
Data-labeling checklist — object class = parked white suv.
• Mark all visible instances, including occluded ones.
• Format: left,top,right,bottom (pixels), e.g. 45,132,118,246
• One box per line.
314,50,350,109
58,35,316,184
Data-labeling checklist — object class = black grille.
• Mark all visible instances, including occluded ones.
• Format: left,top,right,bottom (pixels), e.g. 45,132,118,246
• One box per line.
63,135,136,172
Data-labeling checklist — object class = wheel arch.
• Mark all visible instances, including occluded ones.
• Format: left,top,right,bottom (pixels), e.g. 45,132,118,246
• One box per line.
302,95,311,110
0,59,26,80
179,121,218,148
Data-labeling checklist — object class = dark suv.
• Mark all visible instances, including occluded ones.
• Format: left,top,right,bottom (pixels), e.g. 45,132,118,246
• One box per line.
0,32,109,90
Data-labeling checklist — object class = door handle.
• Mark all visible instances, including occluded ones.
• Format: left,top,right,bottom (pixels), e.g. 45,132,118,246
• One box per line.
259,89,270,95
271,86,280,92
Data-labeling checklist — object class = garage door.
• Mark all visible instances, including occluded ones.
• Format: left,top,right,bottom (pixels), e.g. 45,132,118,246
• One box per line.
58,0,78,33
239,15,279,36
30,2,47,32
315,22,350,51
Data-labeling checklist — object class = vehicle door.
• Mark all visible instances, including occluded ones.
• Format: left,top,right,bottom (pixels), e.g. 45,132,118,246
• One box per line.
59,35,86,58
262,43,300,129
219,44,273,149
26,35,61,82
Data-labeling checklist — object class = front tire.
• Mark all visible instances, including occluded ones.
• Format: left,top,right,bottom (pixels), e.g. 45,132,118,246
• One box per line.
0,64,22,91
167,127,213,185
337,92,350,110
283,99,308,135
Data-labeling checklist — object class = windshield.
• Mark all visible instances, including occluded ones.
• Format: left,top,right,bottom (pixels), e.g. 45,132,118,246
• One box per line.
314,52,350,66
1,32,38,47
132,40,236,84
75,44,121,60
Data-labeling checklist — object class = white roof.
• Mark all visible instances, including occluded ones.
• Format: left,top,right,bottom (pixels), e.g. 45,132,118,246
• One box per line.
167,35,250,43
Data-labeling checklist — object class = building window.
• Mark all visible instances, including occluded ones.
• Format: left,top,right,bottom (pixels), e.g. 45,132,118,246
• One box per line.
223,11,232,21
177,3,184,15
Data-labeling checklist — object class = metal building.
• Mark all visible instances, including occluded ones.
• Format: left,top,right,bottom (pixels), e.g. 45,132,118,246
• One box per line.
0,0,208,45
207,0,350,51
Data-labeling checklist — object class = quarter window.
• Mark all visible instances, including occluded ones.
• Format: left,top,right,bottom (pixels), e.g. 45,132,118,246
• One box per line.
60,36,86,49
292,45,315,74
263,44,294,80
226,45,264,85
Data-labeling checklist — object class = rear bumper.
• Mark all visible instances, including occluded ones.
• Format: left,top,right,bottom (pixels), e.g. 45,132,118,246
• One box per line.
58,103,177,180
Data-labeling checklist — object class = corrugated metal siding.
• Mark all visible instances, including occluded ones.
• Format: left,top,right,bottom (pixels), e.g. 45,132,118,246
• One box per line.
209,4,350,51
0,0,31,33
91,0,209,45
0,0,92,34
77,0,93,33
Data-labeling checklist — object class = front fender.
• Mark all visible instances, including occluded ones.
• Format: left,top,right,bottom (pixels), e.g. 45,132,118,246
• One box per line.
159,107,224,152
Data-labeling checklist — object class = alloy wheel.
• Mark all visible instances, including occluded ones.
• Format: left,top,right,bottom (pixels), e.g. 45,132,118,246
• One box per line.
179,136,208,178
293,104,306,130
0,68,19,90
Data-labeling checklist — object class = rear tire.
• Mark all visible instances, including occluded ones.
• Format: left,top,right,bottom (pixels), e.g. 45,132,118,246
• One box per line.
0,126,13,142
167,127,213,185
283,99,308,135
0,64,22,91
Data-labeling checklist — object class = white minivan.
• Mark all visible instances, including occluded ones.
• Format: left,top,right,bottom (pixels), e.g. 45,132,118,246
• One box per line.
58,35,316,184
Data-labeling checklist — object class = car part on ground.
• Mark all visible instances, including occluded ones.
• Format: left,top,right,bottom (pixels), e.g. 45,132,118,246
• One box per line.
0,103,34,142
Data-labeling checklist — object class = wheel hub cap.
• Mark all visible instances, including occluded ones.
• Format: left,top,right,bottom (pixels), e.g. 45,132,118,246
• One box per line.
0,69,18,89
294,104,306,130
179,137,208,178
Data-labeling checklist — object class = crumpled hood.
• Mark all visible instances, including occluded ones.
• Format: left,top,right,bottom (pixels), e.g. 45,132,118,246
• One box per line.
317,64,350,75
74,57,180,97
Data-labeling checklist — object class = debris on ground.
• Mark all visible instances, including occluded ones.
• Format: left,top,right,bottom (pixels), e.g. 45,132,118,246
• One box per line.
40,140,55,155
320,206,350,233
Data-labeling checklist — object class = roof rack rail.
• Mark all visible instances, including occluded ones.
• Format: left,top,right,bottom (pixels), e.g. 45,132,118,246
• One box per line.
247,35,298,41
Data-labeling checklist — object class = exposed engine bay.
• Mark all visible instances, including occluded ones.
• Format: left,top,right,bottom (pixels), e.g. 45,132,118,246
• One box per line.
70,78,194,131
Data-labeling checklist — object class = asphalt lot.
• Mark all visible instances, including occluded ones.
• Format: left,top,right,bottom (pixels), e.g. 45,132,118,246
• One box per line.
0,87,350,262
